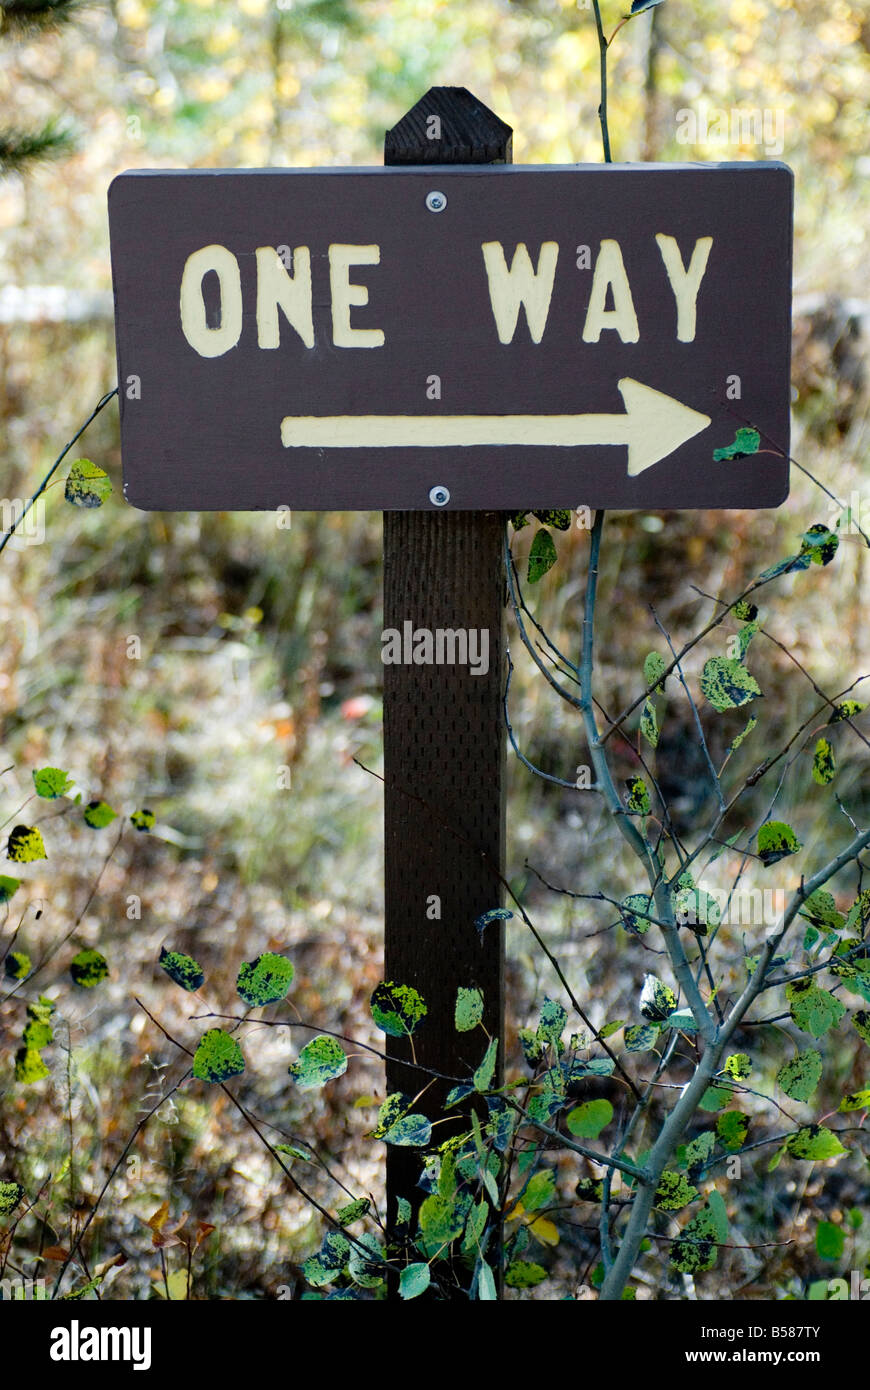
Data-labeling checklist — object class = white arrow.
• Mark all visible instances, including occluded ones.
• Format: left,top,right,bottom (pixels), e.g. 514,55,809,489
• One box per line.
280,377,711,477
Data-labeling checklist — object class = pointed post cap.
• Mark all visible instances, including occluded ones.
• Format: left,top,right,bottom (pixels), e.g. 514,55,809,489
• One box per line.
384,87,512,165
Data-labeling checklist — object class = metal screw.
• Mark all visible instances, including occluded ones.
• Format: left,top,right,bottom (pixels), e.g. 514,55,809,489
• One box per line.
429,485,450,506
425,190,447,213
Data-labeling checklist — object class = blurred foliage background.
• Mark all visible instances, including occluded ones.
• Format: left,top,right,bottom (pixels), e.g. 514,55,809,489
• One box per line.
0,0,868,1299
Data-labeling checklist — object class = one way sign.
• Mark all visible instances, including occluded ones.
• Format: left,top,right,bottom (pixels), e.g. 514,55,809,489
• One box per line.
108,162,793,511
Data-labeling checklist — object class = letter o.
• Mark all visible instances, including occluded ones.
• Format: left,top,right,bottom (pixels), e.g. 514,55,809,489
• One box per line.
180,244,243,358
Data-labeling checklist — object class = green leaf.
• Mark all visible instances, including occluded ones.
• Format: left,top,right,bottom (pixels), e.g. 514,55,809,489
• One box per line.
531,509,572,531
777,1048,823,1102
800,523,839,566
707,1190,729,1243
758,553,810,582
159,947,204,992
575,1178,604,1202
302,1253,340,1288
274,1142,314,1163
7,825,47,862
462,1197,489,1257
521,1168,556,1214
639,697,659,749
785,1125,848,1161
816,1221,845,1261
15,1047,50,1083
477,1261,497,1300
509,511,530,530
684,1131,715,1180
22,1017,52,1048
0,874,21,903
838,1088,870,1112
83,800,117,829
620,893,655,935
654,1171,698,1211
713,426,761,461
829,699,866,724
236,951,294,1006
700,656,762,711
192,1029,245,1082
625,776,650,816
27,996,54,1024
643,650,667,693
674,888,722,935
130,808,155,832
473,1036,498,1091
811,737,836,786
723,1053,752,1081
65,458,111,507
786,980,846,1037
518,1032,550,1072
504,1260,547,1289
418,1191,469,1254
474,907,513,939
370,980,427,1037
347,1233,385,1289
640,974,677,1022
700,1086,731,1112
623,1023,659,1052
726,715,757,757
845,890,870,933
396,1197,412,1226
336,1197,371,1227
599,1019,626,1040
383,1113,431,1147
5,949,31,981
800,890,845,931
670,1203,720,1275
527,527,557,583
734,599,758,621
32,767,72,799
757,820,802,867
0,1180,25,1217
288,1035,347,1090
716,1110,750,1151
69,948,108,987
455,986,483,1033
399,1262,431,1300
736,619,759,658
665,1009,698,1033
537,996,566,1045
853,1011,870,1045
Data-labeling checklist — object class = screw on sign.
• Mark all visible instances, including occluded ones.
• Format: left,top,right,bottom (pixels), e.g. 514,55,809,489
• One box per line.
107,85,793,1298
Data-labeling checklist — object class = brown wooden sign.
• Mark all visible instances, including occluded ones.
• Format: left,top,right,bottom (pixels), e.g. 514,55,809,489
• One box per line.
108,163,792,511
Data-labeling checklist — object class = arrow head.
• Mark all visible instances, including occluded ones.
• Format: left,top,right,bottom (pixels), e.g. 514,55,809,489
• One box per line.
618,378,711,477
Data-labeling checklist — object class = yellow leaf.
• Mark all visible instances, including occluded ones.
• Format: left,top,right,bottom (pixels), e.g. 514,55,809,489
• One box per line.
144,1201,169,1232
528,1216,560,1247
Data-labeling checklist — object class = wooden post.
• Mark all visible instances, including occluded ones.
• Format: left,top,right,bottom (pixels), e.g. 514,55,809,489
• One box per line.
382,89,510,1289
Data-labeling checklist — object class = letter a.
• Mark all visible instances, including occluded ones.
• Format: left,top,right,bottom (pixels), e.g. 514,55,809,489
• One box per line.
582,240,639,343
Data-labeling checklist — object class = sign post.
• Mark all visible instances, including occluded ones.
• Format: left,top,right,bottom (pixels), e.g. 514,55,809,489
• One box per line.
107,88,792,1295
381,89,511,1283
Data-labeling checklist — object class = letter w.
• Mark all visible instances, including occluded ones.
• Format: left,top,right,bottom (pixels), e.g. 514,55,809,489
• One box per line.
481,241,559,344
